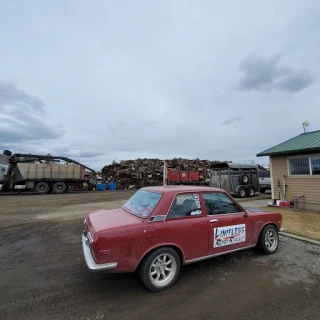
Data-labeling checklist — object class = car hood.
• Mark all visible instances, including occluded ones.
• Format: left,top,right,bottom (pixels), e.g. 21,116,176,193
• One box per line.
244,207,282,219
86,207,142,235
244,206,273,213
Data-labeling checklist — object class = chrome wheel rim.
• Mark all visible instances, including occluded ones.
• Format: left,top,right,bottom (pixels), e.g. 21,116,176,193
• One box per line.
265,229,278,251
249,189,254,196
240,189,246,197
149,253,177,288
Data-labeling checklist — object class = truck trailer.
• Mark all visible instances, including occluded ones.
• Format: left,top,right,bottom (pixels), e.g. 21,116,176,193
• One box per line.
0,150,96,194
210,162,259,198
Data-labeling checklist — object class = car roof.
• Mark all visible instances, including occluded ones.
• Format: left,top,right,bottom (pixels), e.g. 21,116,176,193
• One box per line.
141,185,223,194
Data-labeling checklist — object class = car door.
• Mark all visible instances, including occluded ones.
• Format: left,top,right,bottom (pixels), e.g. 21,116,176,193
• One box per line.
162,192,209,261
202,192,253,256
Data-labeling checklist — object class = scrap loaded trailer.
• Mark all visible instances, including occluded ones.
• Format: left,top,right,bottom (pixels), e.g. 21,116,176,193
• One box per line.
0,150,96,194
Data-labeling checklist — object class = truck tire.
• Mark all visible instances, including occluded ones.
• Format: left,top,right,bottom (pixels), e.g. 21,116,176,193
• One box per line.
52,182,67,194
260,188,266,193
35,182,50,194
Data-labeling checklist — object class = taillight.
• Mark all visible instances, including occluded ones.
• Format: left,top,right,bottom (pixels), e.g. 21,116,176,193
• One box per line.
99,250,110,256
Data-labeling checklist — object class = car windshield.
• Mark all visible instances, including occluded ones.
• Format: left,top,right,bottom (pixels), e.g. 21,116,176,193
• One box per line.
121,190,162,218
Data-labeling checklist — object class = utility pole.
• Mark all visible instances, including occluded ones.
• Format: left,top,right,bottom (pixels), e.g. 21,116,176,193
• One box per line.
163,160,168,186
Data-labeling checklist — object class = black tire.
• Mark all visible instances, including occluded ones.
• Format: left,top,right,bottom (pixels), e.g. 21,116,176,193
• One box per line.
260,188,266,193
35,182,50,194
64,184,69,193
52,182,67,194
237,186,246,198
258,225,279,255
139,247,180,292
241,174,249,184
247,187,255,197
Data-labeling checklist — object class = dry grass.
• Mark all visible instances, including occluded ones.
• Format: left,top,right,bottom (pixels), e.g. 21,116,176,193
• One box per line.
261,206,320,241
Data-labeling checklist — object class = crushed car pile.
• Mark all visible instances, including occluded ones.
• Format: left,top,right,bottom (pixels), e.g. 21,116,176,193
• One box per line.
101,158,228,189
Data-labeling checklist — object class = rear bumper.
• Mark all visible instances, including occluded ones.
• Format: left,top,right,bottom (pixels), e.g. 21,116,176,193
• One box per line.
82,233,118,271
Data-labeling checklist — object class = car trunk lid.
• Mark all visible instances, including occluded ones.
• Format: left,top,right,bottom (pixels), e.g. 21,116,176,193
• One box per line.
86,208,142,236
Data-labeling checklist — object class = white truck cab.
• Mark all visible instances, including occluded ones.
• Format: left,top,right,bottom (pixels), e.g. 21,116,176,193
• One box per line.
259,170,271,193
0,164,9,191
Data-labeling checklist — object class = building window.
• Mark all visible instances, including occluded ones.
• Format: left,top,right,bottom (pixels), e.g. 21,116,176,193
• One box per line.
289,156,320,176
311,156,320,175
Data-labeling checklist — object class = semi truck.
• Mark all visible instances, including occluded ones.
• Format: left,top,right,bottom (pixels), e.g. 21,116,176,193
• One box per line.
0,150,96,194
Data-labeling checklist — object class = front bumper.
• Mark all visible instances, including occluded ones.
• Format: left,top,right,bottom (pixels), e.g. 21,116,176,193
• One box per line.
82,233,118,271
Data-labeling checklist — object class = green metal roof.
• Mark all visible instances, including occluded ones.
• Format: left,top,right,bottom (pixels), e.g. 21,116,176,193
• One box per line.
257,130,320,157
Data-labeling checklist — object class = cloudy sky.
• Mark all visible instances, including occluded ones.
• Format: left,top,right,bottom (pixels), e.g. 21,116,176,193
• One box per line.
1,0,319,170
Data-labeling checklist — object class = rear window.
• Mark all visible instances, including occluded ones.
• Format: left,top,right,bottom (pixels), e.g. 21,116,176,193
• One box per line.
259,170,270,178
121,190,162,218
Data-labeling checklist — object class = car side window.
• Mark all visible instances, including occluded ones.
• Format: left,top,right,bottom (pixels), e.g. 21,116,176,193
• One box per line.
167,193,202,219
203,193,242,215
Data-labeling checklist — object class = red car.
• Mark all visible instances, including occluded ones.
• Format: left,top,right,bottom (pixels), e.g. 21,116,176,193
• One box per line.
82,186,282,291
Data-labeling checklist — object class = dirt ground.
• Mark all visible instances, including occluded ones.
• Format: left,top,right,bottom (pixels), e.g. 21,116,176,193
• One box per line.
0,191,319,320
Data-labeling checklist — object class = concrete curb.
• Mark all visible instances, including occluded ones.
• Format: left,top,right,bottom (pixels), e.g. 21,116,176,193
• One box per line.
279,232,320,246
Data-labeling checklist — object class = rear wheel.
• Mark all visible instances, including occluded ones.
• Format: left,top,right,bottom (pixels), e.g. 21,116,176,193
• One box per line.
139,247,180,292
35,182,50,194
237,187,246,198
52,182,67,194
260,188,266,193
258,225,279,254
247,187,255,197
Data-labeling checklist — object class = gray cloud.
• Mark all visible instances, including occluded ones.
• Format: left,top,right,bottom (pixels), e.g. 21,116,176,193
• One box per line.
0,81,62,144
276,70,316,92
0,81,45,113
237,55,317,93
105,120,157,132
221,116,244,125
50,148,102,159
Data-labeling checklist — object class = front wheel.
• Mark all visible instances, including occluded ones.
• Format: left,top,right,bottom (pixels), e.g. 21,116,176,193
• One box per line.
139,247,180,292
258,225,279,254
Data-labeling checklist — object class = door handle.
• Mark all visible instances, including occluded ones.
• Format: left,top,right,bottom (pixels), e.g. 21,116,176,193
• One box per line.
210,219,218,223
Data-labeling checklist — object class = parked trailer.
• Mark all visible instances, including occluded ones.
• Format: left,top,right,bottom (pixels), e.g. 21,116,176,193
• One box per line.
0,151,96,194
210,162,259,198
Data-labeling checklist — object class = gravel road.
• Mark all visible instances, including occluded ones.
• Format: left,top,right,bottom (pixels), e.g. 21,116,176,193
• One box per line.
0,191,319,320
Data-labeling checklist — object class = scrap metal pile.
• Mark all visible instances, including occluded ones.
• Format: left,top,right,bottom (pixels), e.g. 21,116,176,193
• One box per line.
101,158,224,190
